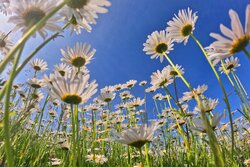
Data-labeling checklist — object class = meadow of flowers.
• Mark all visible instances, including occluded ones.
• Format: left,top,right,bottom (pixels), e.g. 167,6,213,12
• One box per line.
0,0,250,167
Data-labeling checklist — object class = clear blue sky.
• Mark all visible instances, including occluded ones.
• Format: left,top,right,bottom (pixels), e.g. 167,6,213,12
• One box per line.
14,0,250,120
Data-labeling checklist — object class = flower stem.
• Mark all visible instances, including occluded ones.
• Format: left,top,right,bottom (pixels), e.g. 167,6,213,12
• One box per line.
145,143,150,167
191,34,234,159
70,104,77,167
4,43,24,167
243,48,250,59
139,147,144,167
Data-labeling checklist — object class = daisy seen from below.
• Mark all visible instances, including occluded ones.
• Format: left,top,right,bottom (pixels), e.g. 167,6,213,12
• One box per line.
218,57,240,73
143,30,174,62
30,58,48,72
0,31,13,55
207,4,250,64
150,67,173,89
166,8,198,45
61,42,96,68
191,113,223,133
115,123,160,148
49,71,98,105
60,0,111,33
8,0,62,39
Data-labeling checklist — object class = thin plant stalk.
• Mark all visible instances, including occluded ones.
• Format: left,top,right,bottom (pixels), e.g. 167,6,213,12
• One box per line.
4,43,25,167
191,34,234,159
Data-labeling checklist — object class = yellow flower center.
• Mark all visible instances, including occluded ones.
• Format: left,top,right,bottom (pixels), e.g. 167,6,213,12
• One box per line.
225,63,235,70
58,70,66,76
155,43,168,54
71,56,86,67
31,84,41,89
33,65,41,71
181,24,193,37
66,0,89,9
230,35,249,54
23,7,46,28
0,39,6,48
61,94,82,105
129,140,149,148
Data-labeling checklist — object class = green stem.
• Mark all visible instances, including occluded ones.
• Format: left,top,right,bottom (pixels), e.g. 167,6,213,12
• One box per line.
139,147,144,167
0,2,66,74
70,104,77,167
37,95,50,133
191,34,234,159
243,48,250,59
145,143,151,167
4,43,24,167
200,113,225,167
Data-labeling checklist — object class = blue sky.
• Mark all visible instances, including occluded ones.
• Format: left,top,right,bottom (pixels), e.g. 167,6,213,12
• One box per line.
1,0,250,120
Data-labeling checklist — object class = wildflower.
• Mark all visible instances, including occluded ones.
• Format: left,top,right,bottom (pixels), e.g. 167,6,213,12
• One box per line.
54,63,72,76
143,30,174,62
49,71,98,105
191,113,223,133
61,42,96,68
85,154,108,165
139,80,147,86
180,84,208,102
49,158,61,166
194,98,219,113
164,64,184,77
115,123,160,148
98,89,116,103
0,31,13,55
166,8,198,45
60,0,111,33
150,68,173,89
30,58,48,72
207,5,250,64
244,159,250,165
127,98,145,107
8,0,61,39
27,78,46,89
126,80,137,88
218,57,240,73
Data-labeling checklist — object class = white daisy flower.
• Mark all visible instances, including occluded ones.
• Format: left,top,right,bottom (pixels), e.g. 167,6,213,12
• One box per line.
143,30,174,62
127,98,145,107
27,78,46,89
150,67,173,89
139,80,147,86
194,98,219,113
219,56,240,73
180,84,208,103
61,42,96,68
8,0,62,39
49,71,98,105
0,31,13,55
85,154,108,165
191,113,223,133
54,63,72,76
60,0,111,33
30,58,48,72
115,123,160,148
206,5,250,64
126,80,137,88
164,64,184,77
98,90,116,103
166,8,198,45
